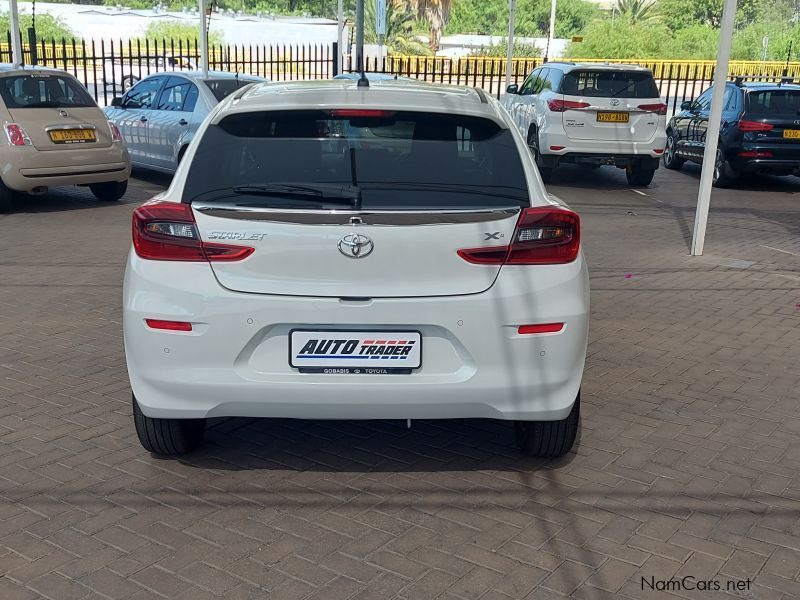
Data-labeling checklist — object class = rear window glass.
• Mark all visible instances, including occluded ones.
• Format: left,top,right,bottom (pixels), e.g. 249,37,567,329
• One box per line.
0,73,95,109
746,90,800,115
183,110,529,210
560,70,659,99
203,78,259,102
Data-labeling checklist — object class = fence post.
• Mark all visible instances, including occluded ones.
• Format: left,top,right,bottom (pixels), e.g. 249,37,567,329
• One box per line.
332,42,339,76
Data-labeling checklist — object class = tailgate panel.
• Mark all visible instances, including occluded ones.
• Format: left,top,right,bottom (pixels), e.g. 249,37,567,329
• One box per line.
193,208,520,298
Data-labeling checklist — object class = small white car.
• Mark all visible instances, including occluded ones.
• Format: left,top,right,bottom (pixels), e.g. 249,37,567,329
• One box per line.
123,80,589,457
0,64,130,212
503,62,667,186
105,70,265,174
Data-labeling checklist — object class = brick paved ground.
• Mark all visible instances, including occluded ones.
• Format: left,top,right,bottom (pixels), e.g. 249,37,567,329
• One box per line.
0,164,798,600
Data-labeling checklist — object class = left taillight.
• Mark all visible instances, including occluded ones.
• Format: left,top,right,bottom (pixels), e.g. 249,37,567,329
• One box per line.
108,121,123,142
132,200,254,262
5,123,32,146
457,207,580,266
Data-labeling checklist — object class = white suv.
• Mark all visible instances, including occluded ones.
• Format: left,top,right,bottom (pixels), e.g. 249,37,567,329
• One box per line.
123,79,589,457
504,62,667,186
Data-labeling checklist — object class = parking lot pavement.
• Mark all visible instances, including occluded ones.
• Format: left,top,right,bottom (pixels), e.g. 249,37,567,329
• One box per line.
0,165,798,600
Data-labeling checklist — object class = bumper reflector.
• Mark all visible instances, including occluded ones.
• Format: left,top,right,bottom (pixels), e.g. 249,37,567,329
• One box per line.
518,323,564,335
737,151,773,158
145,319,193,332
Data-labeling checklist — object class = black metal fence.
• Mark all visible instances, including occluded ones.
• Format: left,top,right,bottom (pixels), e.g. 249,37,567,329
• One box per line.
4,34,799,114
0,34,335,106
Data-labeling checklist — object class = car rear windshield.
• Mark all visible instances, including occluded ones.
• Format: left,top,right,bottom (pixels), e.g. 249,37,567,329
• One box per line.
203,78,259,102
746,90,800,115
560,70,659,98
0,73,96,109
183,109,529,210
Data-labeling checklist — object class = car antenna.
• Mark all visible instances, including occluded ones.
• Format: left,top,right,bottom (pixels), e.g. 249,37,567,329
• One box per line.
235,70,241,90
355,0,368,87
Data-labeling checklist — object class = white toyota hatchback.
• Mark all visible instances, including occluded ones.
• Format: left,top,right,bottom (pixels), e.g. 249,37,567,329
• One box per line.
123,79,589,457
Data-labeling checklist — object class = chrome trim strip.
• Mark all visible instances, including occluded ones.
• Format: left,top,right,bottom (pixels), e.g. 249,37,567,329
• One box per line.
191,204,521,225
45,124,98,132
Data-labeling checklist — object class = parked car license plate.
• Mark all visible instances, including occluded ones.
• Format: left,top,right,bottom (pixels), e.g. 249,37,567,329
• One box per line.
596,112,629,123
783,129,800,138
49,129,96,143
290,330,421,373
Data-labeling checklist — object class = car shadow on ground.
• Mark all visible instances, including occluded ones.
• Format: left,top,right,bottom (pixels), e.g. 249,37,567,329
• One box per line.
545,164,650,191
164,416,582,473
4,190,139,214
131,167,173,189
678,162,800,193
2,170,171,214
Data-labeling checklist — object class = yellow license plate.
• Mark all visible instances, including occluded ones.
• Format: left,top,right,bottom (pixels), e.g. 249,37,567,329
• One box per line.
49,129,96,144
783,129,800,138
597,112,629,123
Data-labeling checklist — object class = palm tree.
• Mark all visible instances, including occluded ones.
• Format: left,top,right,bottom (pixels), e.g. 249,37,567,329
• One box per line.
406,0,452,52
614,0,658,24
363,0,431,54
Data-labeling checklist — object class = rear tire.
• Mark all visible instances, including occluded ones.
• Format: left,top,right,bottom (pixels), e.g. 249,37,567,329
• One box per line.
515,392,580,458
663,131,685,170
712,146,736,188
132,394,206,455
0,179,14,213
90,180,127,202
528,129,554,184
626,163,656,187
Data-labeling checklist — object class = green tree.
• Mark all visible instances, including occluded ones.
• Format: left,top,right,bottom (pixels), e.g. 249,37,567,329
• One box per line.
141,20,225,45
563,17,672,58
406,0,453,50
471,38,542,57
364,0,431,54
446,0,597,37
1,12,75,40
658,0,768,30
614,0,657,24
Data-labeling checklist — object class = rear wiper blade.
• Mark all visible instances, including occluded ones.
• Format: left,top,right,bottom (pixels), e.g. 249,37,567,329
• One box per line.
362,182,527,200
232,183,360,204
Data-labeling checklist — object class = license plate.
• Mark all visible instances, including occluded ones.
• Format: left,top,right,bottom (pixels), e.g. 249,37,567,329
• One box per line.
49,129,96,144
597,112,629,123
783,129,800,138
290,330,421,374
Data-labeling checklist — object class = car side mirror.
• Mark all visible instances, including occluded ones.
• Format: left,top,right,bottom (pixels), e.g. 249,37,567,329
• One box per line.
506,84,518,95
110,97,123,107
681,100,692,111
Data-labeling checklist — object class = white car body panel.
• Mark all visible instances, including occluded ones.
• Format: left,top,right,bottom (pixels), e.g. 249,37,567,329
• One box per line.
123,80,589,423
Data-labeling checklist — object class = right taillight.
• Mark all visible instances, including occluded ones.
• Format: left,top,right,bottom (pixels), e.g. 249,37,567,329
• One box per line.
638,103,668,115
738,120,773,132
457,207,580,266
547,99,590,112
132,200,254,262
5,123,32,146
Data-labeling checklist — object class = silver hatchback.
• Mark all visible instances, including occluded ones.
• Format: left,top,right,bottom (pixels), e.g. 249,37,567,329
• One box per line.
104,70,266,174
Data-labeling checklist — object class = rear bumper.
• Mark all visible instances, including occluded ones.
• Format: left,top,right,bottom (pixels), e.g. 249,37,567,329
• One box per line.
1,145,131,191
733,158,800,174
123,252,590,422
539,128,666,161
729,144,800,174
